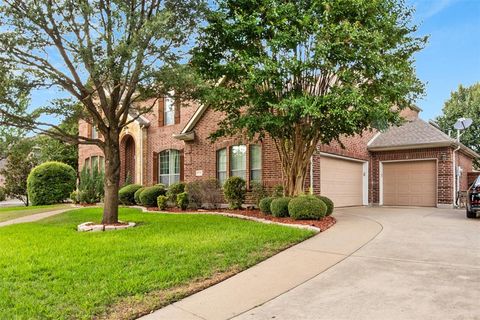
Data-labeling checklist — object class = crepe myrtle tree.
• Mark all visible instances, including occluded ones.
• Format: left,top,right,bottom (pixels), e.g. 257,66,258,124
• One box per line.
0,0,205,224
191,0,426,196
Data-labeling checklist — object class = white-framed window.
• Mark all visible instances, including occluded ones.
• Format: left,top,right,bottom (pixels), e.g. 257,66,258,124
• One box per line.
85,156,105,171
217,148,227,185
250,145,262,182
159,149,180,186
164,95,175,126
91,126,98,139
230,145,247,179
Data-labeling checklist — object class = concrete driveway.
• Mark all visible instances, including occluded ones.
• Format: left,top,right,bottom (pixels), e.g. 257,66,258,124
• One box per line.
235,207,480,320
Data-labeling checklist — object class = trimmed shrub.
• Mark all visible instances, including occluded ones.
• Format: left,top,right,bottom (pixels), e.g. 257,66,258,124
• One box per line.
251,181,268,206
288,195,327,220
223,176,246,209
157,195,168,210
270,197,292,217
259,197,274,214
27,161,76,206
139,185,167,207
166,182,186,203
186,179,223,209
134,187,145,205
70,190,79,204
0,186,6,202
119,184,143,205
317,195,334,216
176,192,189,210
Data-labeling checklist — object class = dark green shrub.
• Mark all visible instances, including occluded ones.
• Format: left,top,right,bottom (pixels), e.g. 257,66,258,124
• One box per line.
176,192,189,210
77,164,104,204
270,197,292,217
134,187,145,205
317,195,334,216
288,195,327,220
272,184,284,197
27,161,76,206
139,185,167,207
223,176,246,209
0,186,6,202
251,181,268,206
186,179,223,209
157,195,168,210
259,197,273,214
70,190,79,204
166,182,186,202
118,184,142,205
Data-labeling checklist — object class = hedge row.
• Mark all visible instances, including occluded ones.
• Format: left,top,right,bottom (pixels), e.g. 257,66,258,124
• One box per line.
259,194,334,220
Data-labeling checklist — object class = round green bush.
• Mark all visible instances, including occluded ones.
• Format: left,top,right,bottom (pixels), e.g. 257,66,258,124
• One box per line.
27,161,76,206
134,187,145,205
288,195,327,220
176,192,189,210
0,186,6,202
270,197,291,217
223,176,246,209
166,182,186,202
157,195,168,210
259,197,273,214
119,184,142,205
317,195,334,216
139,185,167,207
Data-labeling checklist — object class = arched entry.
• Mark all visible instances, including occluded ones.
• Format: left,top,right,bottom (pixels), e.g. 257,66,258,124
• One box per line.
121,135,136,184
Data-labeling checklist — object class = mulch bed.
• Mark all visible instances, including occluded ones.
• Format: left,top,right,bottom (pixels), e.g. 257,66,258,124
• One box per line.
146,207,336,232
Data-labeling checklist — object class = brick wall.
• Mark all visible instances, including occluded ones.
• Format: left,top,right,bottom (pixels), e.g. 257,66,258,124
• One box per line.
78,119,103,171
457,151,474,191
369,147,454,205
467,172,480,186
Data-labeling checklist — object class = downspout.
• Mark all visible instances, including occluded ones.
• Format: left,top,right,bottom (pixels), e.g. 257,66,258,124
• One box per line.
452,144,461,208
310,156,314,195
140,124,146,185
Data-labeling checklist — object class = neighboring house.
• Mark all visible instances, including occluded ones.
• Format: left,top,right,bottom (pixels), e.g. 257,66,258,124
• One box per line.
0,159,5,187
78,98,479,208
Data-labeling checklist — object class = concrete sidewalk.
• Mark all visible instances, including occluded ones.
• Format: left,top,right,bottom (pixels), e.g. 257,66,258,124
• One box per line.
0,207,73,227
140,212,382,320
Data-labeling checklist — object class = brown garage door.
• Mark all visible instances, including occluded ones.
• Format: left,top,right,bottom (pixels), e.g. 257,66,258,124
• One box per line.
382,160,436,207
320,156,365,207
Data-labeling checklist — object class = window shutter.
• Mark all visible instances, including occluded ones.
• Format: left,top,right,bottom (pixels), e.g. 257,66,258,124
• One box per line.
174,99,181,124
152,152,159,184
180,149,185,181
158,97,165,127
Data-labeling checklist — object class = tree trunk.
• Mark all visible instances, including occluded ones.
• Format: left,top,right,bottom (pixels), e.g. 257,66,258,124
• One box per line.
102,133,121,225
274,133,318,197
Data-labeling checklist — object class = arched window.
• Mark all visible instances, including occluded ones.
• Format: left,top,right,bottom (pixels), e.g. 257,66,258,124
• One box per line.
158,149,180,186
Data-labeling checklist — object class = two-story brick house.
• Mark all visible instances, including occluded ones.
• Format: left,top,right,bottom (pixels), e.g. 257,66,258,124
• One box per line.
78,97,479,208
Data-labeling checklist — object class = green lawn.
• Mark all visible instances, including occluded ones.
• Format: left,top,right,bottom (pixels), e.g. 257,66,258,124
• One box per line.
0,207,314,319
0,204,71,222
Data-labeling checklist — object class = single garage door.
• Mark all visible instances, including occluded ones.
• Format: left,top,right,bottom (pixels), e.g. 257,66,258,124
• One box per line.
320,156,365,207
382,160,436,207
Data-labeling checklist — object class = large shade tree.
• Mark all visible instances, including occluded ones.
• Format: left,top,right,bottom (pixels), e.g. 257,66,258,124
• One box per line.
0,0,204,223
436,83,480,168
192,0,426,195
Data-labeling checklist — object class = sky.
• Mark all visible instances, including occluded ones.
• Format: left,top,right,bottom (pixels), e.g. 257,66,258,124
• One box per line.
408,0,480,121
30,0,480,124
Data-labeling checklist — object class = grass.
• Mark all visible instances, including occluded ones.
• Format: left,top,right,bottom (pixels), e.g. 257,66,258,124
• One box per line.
0,207,314,319
0,204,71,222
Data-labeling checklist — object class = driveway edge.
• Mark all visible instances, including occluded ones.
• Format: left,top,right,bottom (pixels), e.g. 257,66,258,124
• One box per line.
140,211,383,320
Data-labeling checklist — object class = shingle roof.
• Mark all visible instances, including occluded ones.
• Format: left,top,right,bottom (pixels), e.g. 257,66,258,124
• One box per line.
368,118,480,159
368,118,454,149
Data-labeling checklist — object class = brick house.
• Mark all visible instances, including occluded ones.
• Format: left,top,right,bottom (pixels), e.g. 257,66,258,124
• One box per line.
78,98,479,208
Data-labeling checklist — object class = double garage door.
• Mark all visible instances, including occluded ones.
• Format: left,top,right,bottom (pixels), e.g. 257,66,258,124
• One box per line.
382,160,437,207
320,156,366,207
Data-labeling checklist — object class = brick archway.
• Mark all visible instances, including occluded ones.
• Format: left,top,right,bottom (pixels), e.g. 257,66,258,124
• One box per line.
120,135,136,184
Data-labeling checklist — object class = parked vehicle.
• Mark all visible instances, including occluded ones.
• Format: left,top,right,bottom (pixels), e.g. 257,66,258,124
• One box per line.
466,175,480,218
